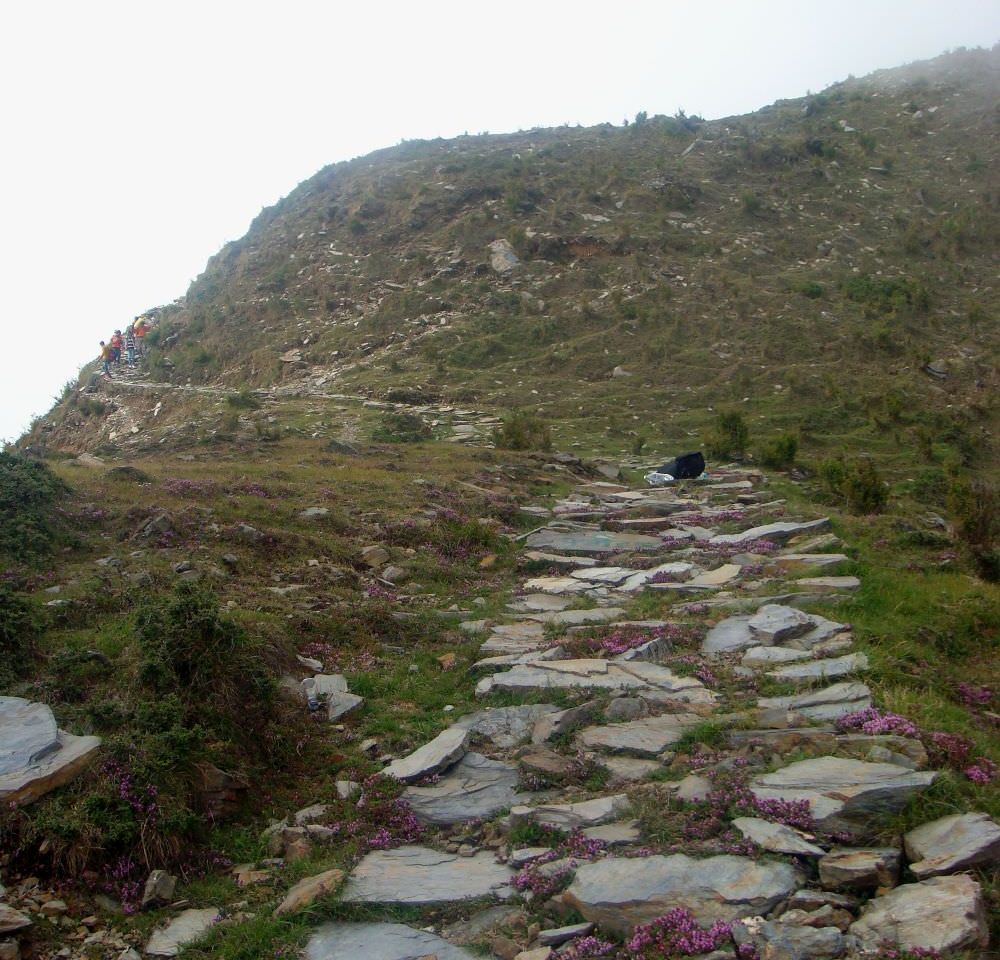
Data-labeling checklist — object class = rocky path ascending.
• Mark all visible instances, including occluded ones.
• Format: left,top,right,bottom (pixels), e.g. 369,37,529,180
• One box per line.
141,470,997,959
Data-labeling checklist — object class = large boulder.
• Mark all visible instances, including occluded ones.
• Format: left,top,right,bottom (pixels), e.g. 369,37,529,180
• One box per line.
849,874,989,954
904,812,1000,880
145,907,221,956
560,854,801,934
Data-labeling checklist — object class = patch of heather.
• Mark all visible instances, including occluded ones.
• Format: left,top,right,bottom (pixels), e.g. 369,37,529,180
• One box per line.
163,477,218,496
964,757,998,784
319,774,422,853
625,908,738,957
956,682,993,708
925,731,974,769
835,707,920,738
512,829,607,898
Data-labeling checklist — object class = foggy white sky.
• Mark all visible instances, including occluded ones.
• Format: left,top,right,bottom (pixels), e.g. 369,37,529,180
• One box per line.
1,0,997,443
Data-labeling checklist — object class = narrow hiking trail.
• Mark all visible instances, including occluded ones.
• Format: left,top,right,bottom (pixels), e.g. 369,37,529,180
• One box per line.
139,469,996,958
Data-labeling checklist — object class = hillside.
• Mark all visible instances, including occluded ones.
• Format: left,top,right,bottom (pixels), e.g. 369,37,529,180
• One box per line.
2,47,999,960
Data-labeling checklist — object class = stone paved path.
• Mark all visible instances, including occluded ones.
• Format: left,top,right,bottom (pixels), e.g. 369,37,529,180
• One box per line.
281,469,994,958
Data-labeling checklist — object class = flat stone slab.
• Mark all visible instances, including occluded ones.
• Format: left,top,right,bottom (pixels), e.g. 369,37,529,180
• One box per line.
0,728,102,806
709,518,830,547
765,652,869,684
522,576,592,595
731,817,825,857
560,854,801,933
568,566,638,584
452,705,559,748
145,907,221,956
478,660,711,703
0,697,60,773
688,564,742,587
703,616,756,654
751,757,935,831
904,812,1000,879
383,727,470,783
341,846,513,904
773,553,850,570
757,682,871,721
599,756,662,782
795,576,861,592
403,753,522,825
741,646,811,667
748,604,815,643
511,794,630,830
525,551,598,567
526,607,627,626
849,875,988,954
525,529,663,554
508,594,573,612
577,713,702,757
818,846,901,890
305,921,478,960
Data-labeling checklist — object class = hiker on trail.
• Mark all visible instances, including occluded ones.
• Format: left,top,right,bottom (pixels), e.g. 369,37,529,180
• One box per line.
110,330,123,364
124,325,137,366
134,316,149,356
98,341,113,380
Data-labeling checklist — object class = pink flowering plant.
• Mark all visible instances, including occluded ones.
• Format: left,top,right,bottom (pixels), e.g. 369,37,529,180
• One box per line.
511,829,608,899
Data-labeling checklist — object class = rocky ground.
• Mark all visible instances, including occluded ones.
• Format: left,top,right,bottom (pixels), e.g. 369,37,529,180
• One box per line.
5,464,994,959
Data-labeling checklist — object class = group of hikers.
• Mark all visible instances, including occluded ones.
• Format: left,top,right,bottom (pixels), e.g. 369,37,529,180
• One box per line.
98,316,153,380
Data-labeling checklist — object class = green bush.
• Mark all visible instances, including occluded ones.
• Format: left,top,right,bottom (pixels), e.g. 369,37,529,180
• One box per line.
371,411,432,443
843,274,929,315
799,281,824,299
0,585,40,687
819,455,888,513
492,411,552,451
948,475,999,582
0,452,69,561
137,582,275,730
759,433,798,469
225,390,261,410
706,411,749,459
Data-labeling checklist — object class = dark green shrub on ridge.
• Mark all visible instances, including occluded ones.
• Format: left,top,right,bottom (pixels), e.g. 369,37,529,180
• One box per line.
0,452,69,561
819,455,888,513
759,433,799,470
706,411,749,460
492,411,552,451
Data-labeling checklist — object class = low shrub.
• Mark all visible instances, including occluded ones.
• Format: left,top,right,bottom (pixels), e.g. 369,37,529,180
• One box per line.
0,452,69,561
758,433,798,469
818,455,888,513
0,584,40,687
705,411,748,460
948,475,999,581
492,411,552,451
371,411,432,443
225,390,261,410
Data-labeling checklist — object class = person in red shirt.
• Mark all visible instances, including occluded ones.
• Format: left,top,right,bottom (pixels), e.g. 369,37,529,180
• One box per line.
109,330,123,364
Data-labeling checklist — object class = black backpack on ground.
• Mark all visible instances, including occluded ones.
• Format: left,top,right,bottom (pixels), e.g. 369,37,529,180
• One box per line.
656,451,705,479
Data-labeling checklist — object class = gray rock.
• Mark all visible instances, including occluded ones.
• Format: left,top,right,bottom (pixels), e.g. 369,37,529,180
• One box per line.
489,239,520,273
748,605,814,643
904,812,1000,879
526,607,627,627
703,616,756,654
141,870,176,909
403,753,521,825
561,854,801,933
757,682,871,721
510,794,630,830
452,705,559,748
0,697,101,806
306,921,478,959
709,518,830,547
340,846,513,905
795,576,861,592
0,697,60,772
581,820,643,846
524,529,663,554
298,507,329,520
598,756,661,782
751,757,935,831
741,646,812,667
731,817,825,857
732,916,845,960
818,847,901,890
539,921,595,946
605,697,647,722
765,653,868,684
383,727,470,783
849,874,988,954
675,773,713,802
145,907,221,956
532,701,601,743
0,904,31,934
326,692,364,721
576,714,702,757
